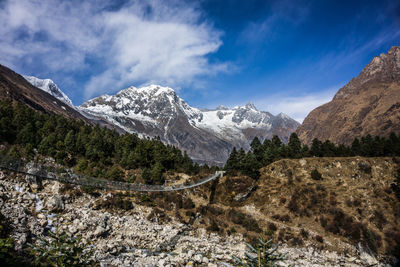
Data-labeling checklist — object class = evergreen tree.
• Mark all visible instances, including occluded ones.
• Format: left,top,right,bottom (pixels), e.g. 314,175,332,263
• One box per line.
142,168,152,184
151,162,164,184
107,165,124,181
64,130,76,154
321,140,336,157
225,147,239,173
241,152,261,179
310,138,323,157
271,135,282,147
250,137,263,161
288,133,302,158
351,138,361,156
237,148,246,168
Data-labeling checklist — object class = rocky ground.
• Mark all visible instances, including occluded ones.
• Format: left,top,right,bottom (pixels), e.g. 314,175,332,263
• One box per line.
0,168,394,266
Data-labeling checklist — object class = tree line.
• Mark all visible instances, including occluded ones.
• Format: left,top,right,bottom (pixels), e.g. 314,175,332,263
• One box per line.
0,100,206,184
225,132,400,179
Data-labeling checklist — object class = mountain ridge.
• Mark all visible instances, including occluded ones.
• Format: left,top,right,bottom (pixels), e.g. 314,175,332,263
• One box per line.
297,46,400,145
80,84,300,165
0,64,89,122
23,76,74,107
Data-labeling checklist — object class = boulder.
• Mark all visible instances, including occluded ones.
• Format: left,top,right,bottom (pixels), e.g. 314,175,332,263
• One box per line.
46,194,64,212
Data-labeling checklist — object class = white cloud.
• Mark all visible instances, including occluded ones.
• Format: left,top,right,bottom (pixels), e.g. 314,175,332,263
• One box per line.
253,88,339,123
0,0,227,98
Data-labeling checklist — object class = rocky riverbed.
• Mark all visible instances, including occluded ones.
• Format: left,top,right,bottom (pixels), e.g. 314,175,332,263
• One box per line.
0,170,392,266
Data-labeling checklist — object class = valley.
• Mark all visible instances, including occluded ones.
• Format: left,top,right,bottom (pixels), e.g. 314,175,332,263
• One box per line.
0,10,399,265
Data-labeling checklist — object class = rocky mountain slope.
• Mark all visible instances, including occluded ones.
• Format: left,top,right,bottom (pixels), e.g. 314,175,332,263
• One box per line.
1,156,398,266
24,76,74,107
0,64,88,122
80,85,299,165
297,46,400,145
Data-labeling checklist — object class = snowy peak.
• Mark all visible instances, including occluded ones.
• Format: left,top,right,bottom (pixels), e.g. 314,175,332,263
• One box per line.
243,102,258,111
81,84,202,128
116,84,177,99
277,112,291,120
79,83,300,164
24,76,73,107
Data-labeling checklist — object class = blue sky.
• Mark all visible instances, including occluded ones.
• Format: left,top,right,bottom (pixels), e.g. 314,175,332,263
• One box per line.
0,0,399,122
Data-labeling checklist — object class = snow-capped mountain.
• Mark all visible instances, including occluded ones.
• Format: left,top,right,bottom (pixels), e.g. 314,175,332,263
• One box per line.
80,85,300,165
24,76,74,107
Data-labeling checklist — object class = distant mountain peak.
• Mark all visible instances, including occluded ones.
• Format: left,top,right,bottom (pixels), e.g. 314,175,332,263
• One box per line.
80,84,300,165
277,112,290,120
244,102,257,111
24,76,74,107
119,84,176,97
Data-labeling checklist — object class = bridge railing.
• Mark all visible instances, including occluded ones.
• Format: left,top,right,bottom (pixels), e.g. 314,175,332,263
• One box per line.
0,156,222,192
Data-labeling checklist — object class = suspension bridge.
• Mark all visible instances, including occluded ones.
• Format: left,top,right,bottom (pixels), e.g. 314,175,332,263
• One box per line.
0,156,225,192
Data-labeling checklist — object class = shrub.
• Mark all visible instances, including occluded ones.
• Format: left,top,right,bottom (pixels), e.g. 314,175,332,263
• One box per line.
362,228,381,254
315,235,324,243
301,228,309,239
182,197,195,209
234,238,286,267
372,210,387,230
384,229,400,258
319,216,327,228
142,168,152,184
95,195,133,211
353,198,362,206
311,169,322,180
329,196,337,206
287,196,299,212
358,162,371,174
106,165,124,181
207,220,221,233
268,222,277,232
81,186,101,197
29,231,94,267
127,174,136,183
229,210,262,233
290,237,304,246
272,214,291,222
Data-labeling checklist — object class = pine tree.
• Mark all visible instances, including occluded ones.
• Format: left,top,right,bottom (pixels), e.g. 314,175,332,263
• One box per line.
151,162,164,184
250,137,263,161
225,147,239,173
310,138,323,157
142,168,152,184
64,130,76,154
351,138,361,155
321,140,336,157
241,152,261,179
271,135,282,147
288,133,302,158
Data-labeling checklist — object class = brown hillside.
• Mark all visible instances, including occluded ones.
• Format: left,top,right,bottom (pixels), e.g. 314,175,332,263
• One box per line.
129,157,400,260
297,46,400,145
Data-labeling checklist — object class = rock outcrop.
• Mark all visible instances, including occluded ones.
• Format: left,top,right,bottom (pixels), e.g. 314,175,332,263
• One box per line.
297,46,400,145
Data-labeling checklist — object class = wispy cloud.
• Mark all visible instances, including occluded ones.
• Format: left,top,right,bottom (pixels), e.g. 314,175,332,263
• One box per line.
0,0,228,98
253,87,340,123
238,0,309,44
